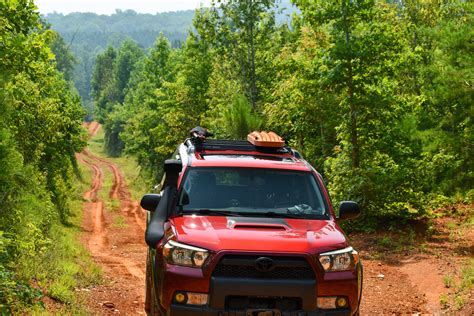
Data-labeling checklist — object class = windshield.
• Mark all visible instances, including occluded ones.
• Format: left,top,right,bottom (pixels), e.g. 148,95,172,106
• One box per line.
177,167,329,219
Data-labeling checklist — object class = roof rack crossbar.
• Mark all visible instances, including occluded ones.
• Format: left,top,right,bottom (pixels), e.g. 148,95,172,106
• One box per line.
191,139,291,154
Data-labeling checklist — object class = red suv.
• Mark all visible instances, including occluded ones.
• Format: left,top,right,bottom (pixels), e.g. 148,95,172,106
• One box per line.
142,129,362,316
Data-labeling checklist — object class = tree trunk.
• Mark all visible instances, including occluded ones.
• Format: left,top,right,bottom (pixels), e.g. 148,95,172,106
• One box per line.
343,0,359,169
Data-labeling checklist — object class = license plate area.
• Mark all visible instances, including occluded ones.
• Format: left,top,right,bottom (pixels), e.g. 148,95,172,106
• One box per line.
247,309,281,316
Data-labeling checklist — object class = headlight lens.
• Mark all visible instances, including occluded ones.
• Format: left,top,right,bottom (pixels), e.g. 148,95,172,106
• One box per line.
163,240,210,268
318,247,359,272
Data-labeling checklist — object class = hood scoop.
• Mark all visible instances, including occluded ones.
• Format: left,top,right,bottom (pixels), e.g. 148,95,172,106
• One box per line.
233,224,287,231
228,218,290,231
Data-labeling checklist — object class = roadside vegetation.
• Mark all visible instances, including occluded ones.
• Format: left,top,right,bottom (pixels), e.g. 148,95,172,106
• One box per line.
0,0,99,313
1,0,472,313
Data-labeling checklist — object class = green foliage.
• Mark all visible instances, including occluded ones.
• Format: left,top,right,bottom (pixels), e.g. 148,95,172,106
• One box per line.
87,0,472,229
43,10,196,105
48,30,76,82
0,0,88,312
263,25,337,168
91,46,117,123
91,40,144,156
223,94,262,139
213,0,276,107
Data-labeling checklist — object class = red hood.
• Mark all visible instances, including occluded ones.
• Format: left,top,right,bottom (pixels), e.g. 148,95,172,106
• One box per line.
169,215,348,255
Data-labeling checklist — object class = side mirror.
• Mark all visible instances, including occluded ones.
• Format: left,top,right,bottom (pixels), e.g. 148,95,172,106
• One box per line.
338,201,360,220
140,194,162,212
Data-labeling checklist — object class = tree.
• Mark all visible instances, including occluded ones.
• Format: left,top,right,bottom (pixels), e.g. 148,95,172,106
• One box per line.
0,0,85,310
91,46,117,123
120,34,176,179
103,39,144,156
223,94,262,139
200,0,276,107
113,39,144,104
413,1,474,193
295,0,426,224
49,31,76,82
263,25,338,168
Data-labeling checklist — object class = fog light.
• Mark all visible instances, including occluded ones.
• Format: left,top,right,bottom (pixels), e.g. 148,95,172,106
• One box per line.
175,292,187,303
174,292,208,305
336,296,348,308
317,297,336,309
187,292,208,305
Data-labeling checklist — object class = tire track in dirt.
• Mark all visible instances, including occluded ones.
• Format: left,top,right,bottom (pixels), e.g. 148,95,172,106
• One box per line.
78,123,147,315
82,148,146,235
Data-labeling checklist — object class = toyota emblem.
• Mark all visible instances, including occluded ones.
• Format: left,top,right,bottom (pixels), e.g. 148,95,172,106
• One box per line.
255,257,275,272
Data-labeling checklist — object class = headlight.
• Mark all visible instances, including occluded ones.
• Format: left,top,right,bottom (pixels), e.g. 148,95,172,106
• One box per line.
318,247,359,272
163,240,210,268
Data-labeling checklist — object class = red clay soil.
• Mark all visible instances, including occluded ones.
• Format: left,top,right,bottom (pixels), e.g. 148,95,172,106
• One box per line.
77,123,147,315
76,123,472,315
353,209,474,315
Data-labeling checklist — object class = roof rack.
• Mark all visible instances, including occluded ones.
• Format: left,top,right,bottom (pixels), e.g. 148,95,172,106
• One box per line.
184,128,293,155
194,139,292,154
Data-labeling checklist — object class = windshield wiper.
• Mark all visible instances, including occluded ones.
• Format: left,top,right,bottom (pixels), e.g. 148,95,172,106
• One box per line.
181,209,240,217
244,211,305,219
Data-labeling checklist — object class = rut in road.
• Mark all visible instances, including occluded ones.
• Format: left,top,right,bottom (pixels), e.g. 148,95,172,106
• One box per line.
77,123,147,315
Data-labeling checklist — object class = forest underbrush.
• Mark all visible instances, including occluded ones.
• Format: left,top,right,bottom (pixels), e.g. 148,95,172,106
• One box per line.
29,164,102,314
352,202,474,314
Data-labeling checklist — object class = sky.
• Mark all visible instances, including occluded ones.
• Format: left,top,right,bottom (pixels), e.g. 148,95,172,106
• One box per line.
35,0,213,15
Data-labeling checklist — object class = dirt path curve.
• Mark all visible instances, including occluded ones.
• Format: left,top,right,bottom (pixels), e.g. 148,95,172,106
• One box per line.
77,122,147,315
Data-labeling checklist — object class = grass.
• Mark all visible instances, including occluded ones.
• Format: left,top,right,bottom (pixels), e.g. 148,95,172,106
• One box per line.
440,258,474,311
443,274,454,288
20,162,102,314
89,126,150,200
107,199,121,212
113,215,128,228
376,229,416,252
451,262,471,309
87,130,116,202
439,293,449,308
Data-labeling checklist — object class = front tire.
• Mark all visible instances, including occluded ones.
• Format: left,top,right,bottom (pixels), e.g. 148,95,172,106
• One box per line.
149,290,161,316
145,257,152,312
146,253,164,316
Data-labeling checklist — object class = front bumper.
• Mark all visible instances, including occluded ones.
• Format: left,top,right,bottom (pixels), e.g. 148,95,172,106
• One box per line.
168,304,351,316
155,253,362,316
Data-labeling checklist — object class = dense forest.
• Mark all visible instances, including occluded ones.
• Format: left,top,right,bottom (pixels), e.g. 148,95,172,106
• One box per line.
43,9,195,110
0,0,92,312
0,0,472,313
94,0,473,229
43,1,297,114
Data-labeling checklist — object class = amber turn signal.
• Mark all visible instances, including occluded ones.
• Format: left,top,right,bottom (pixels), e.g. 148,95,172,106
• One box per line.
175,292,187,303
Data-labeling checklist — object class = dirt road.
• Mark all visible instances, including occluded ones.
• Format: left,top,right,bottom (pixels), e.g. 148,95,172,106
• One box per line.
77,122,147,314
76,122,472,315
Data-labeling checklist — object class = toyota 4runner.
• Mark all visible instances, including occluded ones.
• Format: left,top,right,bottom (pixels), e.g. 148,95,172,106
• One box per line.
142,129,362,316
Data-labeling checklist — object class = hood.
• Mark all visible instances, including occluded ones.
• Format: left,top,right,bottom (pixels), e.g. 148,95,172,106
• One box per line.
169,215,348,254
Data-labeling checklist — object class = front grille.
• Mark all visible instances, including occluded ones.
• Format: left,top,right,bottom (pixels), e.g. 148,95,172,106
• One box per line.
226,296,302,311
212,255,315,279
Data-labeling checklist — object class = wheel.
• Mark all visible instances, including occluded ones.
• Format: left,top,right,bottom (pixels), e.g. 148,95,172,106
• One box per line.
146,253,165,316
145,257,152,312
149,290,161,316
147,275,162,316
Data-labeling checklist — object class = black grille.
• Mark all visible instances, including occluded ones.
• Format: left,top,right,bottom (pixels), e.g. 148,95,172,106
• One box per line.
226,296,302,311
212,255,315,279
